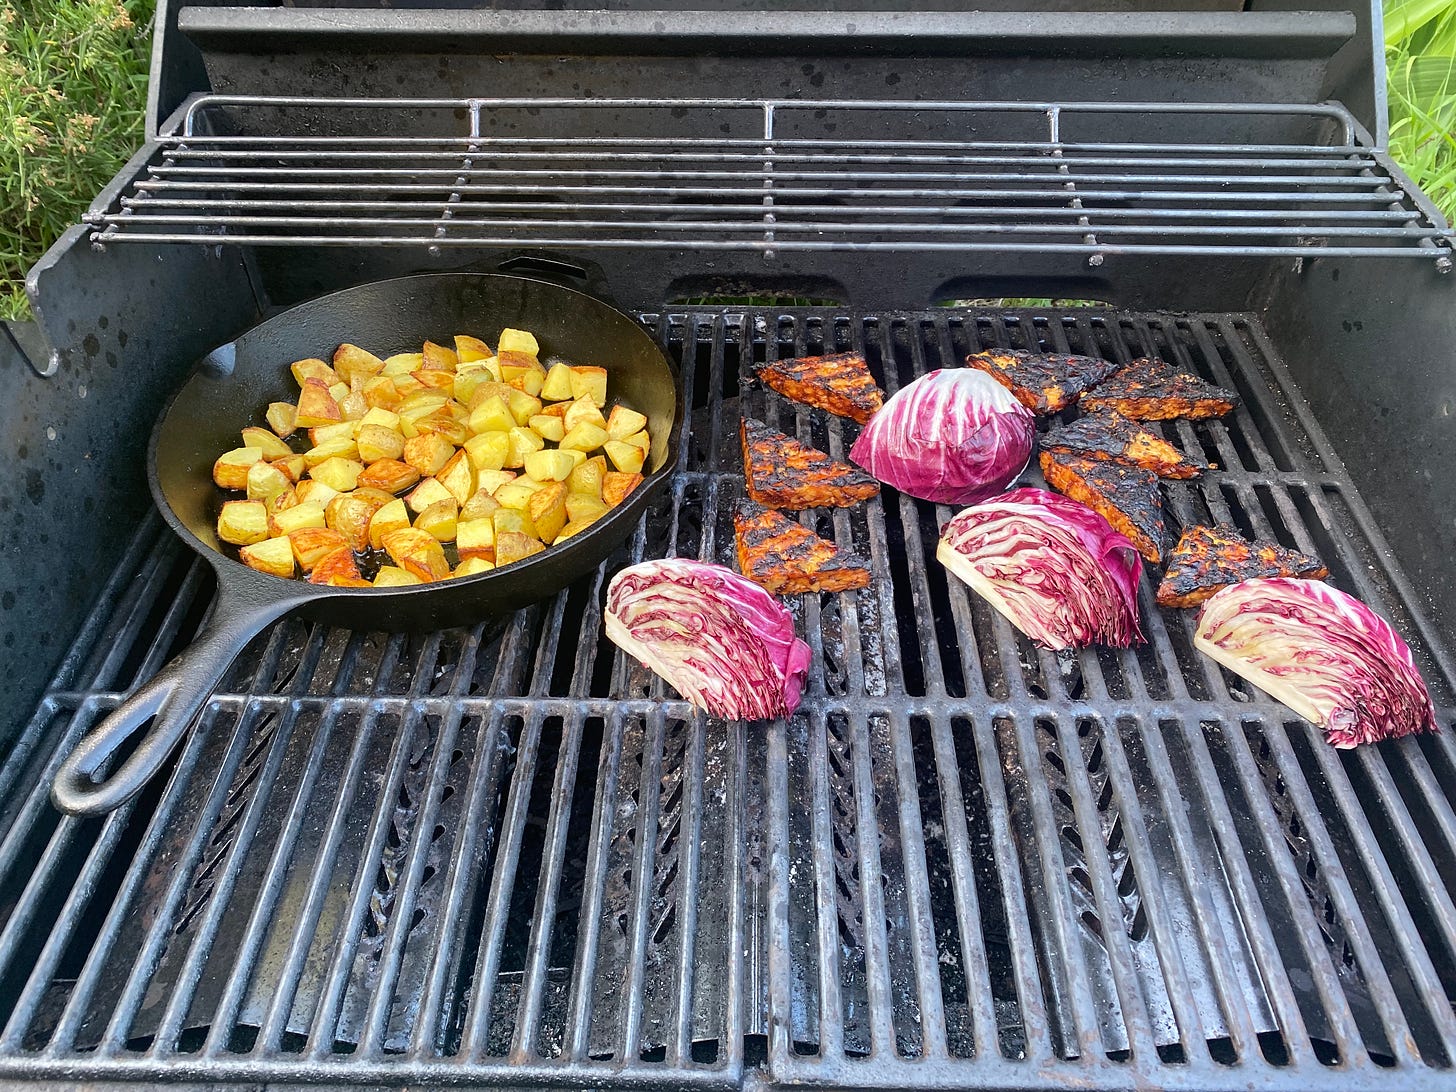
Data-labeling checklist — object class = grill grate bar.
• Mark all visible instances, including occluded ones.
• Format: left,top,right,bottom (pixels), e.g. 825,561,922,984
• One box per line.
85,95,1453,265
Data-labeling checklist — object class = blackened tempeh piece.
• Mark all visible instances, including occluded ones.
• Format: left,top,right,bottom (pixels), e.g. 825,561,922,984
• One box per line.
733,500,871,594
1039,451,1165,563
756,352,885,424
965,348,1124,414
1156,523,1328,608
740,417,880,510
1078,357,1238,420
1042,412,1210,479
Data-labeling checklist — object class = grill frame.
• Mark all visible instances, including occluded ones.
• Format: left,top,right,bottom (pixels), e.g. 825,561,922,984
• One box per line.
1,305,1453,1091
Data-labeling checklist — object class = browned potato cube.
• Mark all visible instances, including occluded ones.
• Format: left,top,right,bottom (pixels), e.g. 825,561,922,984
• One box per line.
605,405,649,441
412,369,456,394
456,517,496,560
291,358,337,387
295,479,339,509
296,378,342,427
406,476,455,514
373,566,422,588
495,530,546,567
308,544,366,585
309,457,365,493
271,454,307,483
362,376,402,411
214,447,264,490
414,409,468,446
454,334,492,362
603,440,646,475
218,499,269,545
269,500,326,537
246,460,291,505
528,414,566,443
493,508,537,541
239,535,295,578
623,430,651,453
368,498,411,549
603,471,643,508
476,469,518,496
460,489,501,523
289,527,349,572
266,401,298,438
563,397,606,433
454,557,496,577
382,352,424,376
333,343,384,384
326,493,386,551
356,423,405,463
416,498,459,542
422,340,458,370
569,366,608,406
527,482,568,543
240,426,293,460
308,420,357,446
466,380,517,411
560,422,608,454
567,457,605,497
403,432,455,477
357,458,421,494
382,527,449,582
436,449,475,505
340,390,369,422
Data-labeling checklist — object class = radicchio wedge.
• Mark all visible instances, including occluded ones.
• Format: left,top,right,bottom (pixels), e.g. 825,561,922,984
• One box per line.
937,488,1144,650
1195,577,1437,748
604,558,812,721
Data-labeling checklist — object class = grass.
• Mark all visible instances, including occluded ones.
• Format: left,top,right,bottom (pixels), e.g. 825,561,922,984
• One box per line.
0,0,1452,322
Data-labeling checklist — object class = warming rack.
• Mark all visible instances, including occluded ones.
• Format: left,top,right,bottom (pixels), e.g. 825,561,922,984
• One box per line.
85,96,1455,269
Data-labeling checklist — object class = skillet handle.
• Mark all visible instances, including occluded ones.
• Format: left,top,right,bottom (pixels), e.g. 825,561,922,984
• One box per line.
51,585,297,817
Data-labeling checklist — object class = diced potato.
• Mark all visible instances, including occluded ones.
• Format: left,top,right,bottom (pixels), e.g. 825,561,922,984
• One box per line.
624,429,651,453
566,493,608,523
567,457,605,497
269,500,326,537
527,482,568,543
406,476,455,514
269,488,300,516
289,527,348,571
494,482,538,512
460,489,501,523
272,454,307,483
239,535,295,578
403,432,455,477
382,352,424,376
308,421,358,447
464,430,510,472
246,460,291,504
333,343,385,384
536,401,569,419
522,449,574,483
604,440,646,475
506,389,543,427
437,449,476,505
603,471,643,508
360,407,401,430
564,397,607,433
455,334,493,362
412,368,455,394
416,498,459,542
505,426,545,468
291,358,337,387
214,447,264,490
266,401,298,438
368,498,411,549
469,395,514,436
295,479,340,509
493,508,536,541
456,517,496,560
497,328,540,356
555,514,603,543
373,566,422,588
356,458,421,494
495,530,545,567
476,469,518,496
356,423,405,463
304,436,359,468
569,366,608,407
605,405,649,441
528,414,565,443
382,527,449,582
541,362,575,401
218,499,269,545
326,492,386,551
241,425,293,460
412,409,468,446
422,340,458,370
327,381,350,405
296,378,342,427
514,476,545,492
466,380,516,411
560,422,608,453
310,457,365,493
339,390,368,421
308,544,365,585
500,355,545,397
390,373,425,399
362,376,402,411
398,388,450,419
454,557,496,577
452,367,492,405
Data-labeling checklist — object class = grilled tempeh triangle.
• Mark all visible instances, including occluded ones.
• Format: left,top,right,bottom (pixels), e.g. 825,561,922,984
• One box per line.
1156,524,1328,608
756,352,885,424
1039,451,1165,563
1042,412,1210,479
1078,357,1238,420
966,348,1124,414
741,417,880,509
734,500,871,594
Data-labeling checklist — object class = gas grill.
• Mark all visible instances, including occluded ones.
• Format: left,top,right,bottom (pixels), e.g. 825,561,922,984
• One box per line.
3,2,1456,1090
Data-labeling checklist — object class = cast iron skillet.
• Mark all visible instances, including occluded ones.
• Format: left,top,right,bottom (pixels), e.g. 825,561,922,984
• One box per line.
51,273,681,816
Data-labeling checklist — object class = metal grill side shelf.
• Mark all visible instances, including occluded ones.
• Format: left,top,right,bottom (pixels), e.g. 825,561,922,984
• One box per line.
85,96,1455,268
0,308,1453,1092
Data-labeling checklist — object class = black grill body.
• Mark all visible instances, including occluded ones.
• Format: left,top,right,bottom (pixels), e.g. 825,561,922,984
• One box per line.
3,5,1455,1090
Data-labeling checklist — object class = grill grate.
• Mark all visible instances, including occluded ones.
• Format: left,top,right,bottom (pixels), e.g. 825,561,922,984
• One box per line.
85,96,1455,267
0,306,1454,1091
